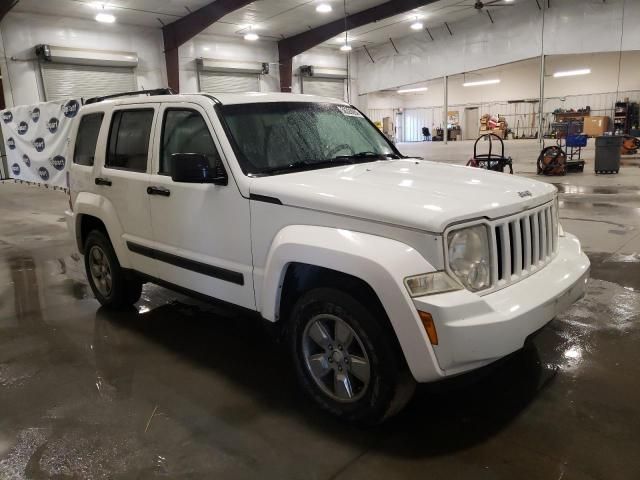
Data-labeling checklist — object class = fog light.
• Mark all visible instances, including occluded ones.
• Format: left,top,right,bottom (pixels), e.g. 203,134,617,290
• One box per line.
418,311,438,345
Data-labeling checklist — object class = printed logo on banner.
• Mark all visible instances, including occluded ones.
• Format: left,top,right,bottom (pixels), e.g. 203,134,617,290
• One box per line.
11,163,20,176
7,137,16,150
31,108,41,123
23,154,31,167
47,117,60,134
3,111,13,123
33,137,46,152
63,100,80,118
50,155,66,171
17,121,29,135
38,167,50,181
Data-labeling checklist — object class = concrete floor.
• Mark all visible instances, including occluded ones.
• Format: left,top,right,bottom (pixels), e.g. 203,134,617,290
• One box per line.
1,141,640,478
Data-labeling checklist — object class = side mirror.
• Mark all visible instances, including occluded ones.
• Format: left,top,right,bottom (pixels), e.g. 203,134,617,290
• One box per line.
170,153,228,185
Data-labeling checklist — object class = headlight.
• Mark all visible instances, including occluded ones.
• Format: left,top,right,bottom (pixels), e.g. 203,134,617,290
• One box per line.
404,271,462,297
447,225,491,292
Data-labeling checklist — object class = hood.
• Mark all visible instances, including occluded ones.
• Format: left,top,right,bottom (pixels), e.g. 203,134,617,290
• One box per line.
249,159,557,233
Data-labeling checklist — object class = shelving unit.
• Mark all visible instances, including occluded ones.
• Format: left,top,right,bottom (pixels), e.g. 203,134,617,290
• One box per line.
614,101,639,135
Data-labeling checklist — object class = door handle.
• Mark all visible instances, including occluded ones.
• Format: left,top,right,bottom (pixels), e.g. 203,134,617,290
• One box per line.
147,186,171,197
95,177,112,186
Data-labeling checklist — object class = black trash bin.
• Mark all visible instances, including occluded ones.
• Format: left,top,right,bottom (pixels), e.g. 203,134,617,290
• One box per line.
595,136,623,174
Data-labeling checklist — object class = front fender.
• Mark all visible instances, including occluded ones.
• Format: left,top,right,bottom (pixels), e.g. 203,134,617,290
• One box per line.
259,225,445,382
73,192,131,268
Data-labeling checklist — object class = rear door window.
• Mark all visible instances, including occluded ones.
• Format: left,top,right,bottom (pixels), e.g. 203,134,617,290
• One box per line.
73,113,104,166
106,109,154,172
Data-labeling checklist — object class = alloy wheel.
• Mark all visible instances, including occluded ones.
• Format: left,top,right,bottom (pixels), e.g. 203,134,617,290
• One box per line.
89,245,113,297
302,313,371,402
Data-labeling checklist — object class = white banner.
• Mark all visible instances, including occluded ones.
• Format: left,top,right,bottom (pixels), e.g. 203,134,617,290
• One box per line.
1,99,81,188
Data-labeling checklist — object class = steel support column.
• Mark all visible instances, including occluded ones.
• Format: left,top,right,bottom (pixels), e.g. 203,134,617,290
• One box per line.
443,75,448,145
277,0,439,92
162,0,254,93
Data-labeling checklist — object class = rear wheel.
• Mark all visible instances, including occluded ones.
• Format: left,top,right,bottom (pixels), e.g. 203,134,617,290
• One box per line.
84,230,142,309
290,288,415,424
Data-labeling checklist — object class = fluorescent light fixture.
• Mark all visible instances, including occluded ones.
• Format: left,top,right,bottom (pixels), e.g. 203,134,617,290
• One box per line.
553,68,591,78
340,44,352,52
316,3,332,13
244,32,259,41
463,79,501,87
95,12,116,23
410,21,424,30
398,87,428,93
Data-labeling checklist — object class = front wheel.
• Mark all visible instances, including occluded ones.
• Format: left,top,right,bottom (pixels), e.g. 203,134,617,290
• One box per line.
84,230,142,309
290,288,415,424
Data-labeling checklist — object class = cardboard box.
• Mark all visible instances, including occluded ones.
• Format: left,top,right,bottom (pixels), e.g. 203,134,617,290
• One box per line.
583,116,609,137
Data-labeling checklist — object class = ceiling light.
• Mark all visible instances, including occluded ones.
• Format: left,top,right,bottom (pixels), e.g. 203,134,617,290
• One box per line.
553,68,591,78
340,44,352,52
95,12,116,23
316,3,332,13
463,79,501,87
244,31,259,41
411,21,424,30
398,87,428,93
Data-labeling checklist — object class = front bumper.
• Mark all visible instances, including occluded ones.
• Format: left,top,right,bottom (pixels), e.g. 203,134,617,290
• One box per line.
413,233,590,377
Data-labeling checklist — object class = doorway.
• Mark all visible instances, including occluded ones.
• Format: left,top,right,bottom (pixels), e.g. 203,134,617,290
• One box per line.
464,107,479,140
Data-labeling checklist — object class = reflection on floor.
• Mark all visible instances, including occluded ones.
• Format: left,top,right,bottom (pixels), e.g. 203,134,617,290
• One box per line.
1,177,639,479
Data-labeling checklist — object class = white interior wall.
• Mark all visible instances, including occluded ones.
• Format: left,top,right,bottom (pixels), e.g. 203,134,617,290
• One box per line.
0,11,349,104
178,34,281,94
367,50,640,141
0,11,166,107
355,0,640,95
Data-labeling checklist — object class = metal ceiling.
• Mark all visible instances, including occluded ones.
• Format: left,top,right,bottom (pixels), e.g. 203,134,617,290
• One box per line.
11,0,520,50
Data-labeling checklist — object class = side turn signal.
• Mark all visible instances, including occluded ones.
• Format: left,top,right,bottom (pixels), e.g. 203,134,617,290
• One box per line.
418,311,438,346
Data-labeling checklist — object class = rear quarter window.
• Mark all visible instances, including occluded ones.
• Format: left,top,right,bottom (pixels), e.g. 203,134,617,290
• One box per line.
73,113,104,167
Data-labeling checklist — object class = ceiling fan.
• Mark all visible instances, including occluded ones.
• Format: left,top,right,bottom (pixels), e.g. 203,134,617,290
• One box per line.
472,0,515,10
458,0,516,23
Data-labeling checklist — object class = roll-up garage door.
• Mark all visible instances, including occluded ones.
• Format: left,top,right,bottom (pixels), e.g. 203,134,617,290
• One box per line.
40,62,137,101
301,77,346,100
198,71,260,94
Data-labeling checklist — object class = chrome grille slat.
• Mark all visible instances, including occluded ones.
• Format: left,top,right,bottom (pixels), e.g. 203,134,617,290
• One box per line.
522,217,532,271
532,213,540,265
499,224,511,280
538,210,549,262
545,208,554,256
463,201,559,295
512,221,523,276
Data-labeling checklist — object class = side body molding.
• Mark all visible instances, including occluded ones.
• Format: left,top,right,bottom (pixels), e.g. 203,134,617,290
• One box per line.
259,225,445,382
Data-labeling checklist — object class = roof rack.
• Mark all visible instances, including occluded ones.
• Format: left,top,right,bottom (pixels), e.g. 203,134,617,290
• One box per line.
84,88,175,105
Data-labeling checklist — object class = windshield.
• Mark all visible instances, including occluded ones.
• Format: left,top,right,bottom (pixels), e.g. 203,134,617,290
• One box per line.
218,102,400,176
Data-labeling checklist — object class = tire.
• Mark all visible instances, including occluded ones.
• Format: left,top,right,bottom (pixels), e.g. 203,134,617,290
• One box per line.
84,230,142,309
290,288,415,424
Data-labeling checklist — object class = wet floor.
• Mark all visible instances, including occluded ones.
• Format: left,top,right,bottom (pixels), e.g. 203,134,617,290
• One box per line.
1,179,640,479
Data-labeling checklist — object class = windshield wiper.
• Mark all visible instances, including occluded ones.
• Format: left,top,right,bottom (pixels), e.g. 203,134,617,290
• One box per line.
334,151,401,161
254,157,355,176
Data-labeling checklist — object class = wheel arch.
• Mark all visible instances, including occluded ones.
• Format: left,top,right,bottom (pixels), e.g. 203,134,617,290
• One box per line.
258,225,445,383
73,192,130,267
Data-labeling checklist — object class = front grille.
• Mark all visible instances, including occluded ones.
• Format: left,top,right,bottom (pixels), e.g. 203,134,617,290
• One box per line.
490,201,558,290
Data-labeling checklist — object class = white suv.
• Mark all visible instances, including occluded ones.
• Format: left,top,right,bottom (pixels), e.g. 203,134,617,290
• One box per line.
66,90,590,423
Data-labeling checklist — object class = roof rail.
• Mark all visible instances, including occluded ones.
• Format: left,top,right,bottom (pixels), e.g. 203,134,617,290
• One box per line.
84,88,176,105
